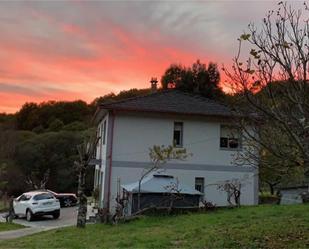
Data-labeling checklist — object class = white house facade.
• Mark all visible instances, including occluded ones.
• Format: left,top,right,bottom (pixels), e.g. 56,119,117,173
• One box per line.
93,89,259,213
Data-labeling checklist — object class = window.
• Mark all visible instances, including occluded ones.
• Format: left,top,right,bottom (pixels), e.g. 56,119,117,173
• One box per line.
33,193,54,201
195,177,204,193
102,120,107,145
173,122,183,147
220,125,241,149
18,195,31,201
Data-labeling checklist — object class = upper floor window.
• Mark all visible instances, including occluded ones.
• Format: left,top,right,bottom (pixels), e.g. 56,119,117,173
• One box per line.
102,120,107,145
220,125,241,150
173,122,183,147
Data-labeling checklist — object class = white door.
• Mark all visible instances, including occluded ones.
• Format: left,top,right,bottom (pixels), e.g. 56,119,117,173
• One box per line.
14,195,30,215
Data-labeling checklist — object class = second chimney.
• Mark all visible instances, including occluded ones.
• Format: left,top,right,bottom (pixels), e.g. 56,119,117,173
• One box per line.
150,77,158,92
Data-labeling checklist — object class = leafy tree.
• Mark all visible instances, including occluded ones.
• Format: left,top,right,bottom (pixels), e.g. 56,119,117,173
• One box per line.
161,60,224,99
0,163,8,194
92,88,151,107
48,119,64,132
63,121,88,131
16,101,92,131
15,131,87,192
16,103,39,130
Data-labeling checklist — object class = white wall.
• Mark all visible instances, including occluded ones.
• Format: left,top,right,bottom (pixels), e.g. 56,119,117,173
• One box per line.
112,113,246,166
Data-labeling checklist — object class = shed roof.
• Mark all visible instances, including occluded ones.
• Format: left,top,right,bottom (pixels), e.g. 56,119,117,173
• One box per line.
121,174,202,195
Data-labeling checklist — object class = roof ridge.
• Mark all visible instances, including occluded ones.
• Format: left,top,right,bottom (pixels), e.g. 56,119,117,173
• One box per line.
100,88,175,107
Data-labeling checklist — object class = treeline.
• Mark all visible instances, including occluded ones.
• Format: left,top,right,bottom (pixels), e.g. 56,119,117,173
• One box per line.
0,88,157,196
0,101,95,195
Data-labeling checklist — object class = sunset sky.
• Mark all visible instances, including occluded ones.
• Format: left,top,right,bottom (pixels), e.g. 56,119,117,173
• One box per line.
0,1,296,113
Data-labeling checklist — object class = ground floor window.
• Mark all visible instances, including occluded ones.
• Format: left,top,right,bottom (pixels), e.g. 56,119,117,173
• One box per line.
195,177,205,193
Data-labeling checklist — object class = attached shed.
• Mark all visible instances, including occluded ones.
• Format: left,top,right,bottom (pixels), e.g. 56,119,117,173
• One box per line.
121,174,202,214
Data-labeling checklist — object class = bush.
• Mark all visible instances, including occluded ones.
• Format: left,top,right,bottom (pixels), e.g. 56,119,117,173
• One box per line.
259,192,280,204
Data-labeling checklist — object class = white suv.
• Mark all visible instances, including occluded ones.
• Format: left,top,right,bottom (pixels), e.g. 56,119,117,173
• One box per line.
14,191,61,221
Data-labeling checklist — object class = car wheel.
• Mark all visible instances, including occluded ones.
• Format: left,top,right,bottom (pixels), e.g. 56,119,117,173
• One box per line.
64,198,72,207
26,209,33,222
52,210,60,219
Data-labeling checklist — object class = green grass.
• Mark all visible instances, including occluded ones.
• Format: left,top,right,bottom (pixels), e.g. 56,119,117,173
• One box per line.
0,222,25,232
0,205,308,249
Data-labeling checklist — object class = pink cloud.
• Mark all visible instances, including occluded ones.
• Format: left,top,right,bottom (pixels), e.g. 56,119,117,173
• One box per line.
0,1,283,113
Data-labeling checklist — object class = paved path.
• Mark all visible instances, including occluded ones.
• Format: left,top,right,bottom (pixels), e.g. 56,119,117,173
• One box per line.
0,227,55,240
0,207,78,241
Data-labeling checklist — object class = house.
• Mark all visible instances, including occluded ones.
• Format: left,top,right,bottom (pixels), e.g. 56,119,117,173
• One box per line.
93,82,259,214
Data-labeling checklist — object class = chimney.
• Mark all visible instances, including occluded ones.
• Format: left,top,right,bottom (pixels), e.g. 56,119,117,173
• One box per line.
150,77,158,92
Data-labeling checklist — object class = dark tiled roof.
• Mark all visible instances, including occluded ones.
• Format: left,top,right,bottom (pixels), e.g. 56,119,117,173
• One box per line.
100,90,235,117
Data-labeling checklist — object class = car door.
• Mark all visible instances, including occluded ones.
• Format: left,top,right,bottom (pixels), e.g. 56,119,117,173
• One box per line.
13,195,24,215
14,194,30,215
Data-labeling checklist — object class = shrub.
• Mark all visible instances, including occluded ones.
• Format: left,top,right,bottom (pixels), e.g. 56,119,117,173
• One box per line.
259,192,280,204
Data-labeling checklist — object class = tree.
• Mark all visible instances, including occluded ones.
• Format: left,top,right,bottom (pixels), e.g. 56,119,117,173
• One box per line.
74,133,99,228
48,119,64,132
136,145,191,213
216,176,250,207
0,163,8,194
217,179,242,208
223,2,309,177
161,60,223,99
25,169,50,190
15,131,86,192
92,88,151,107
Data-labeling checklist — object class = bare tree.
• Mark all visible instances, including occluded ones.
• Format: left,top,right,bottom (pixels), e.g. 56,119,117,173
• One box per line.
25,169,50,190
217,179,242,207
74,135,99,228
136,145,191,212
164,177,184,214
223,2,309,177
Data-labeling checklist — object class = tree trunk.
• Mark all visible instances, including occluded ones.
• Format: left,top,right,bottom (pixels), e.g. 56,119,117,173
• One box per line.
266,181,279,195
77,167,87,228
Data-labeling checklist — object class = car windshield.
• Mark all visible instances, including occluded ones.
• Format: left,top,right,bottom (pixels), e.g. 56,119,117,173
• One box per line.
33,193,54,201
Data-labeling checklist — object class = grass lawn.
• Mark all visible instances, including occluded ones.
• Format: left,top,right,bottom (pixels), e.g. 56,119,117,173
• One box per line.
0,205,308,249
0,222,25,232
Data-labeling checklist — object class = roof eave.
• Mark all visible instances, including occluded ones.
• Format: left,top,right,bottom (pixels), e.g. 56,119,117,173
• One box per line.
100,106,238,119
